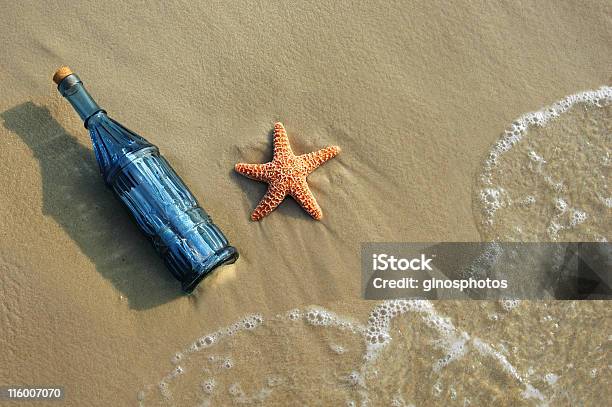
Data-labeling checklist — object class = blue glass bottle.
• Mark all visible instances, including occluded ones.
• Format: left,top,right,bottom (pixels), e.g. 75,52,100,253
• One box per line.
54,67,238,293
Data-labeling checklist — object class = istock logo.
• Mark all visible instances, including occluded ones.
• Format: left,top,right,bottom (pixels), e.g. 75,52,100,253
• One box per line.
372,253,433,271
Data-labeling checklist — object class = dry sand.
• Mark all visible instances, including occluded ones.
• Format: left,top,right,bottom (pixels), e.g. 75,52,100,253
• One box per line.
0,1,610,406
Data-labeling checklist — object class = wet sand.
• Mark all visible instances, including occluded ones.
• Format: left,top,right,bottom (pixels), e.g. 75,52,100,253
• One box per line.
0,1,610,405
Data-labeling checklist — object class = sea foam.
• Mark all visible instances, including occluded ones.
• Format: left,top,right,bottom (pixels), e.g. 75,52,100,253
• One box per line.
476,86,612,241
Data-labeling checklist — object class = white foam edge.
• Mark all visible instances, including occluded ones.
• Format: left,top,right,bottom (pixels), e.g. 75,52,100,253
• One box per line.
478,86,612,225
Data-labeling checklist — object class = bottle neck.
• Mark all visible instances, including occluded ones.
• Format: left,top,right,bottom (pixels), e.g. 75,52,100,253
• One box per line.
57,73,104,128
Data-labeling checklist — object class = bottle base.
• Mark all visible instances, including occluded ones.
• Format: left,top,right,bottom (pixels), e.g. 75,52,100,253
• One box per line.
182,246,239,293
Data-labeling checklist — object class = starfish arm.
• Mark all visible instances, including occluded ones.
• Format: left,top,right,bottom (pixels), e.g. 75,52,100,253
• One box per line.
251,183,287,221
272,122,294,160
289,179,323,220
235,162,274,182
299,145,341,174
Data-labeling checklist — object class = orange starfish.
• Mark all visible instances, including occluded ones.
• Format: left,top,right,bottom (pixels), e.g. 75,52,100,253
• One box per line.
235,122,341,221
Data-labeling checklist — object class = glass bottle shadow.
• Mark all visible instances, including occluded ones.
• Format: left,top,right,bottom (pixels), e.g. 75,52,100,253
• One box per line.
1,102,182,309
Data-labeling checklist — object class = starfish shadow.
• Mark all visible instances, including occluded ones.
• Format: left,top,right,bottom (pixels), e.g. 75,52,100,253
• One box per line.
1,102,182,309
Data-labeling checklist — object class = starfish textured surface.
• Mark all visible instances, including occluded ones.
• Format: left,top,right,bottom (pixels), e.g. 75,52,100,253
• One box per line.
235,122,341,221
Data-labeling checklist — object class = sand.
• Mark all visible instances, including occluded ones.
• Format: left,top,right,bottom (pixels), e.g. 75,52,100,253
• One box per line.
0,1,610,406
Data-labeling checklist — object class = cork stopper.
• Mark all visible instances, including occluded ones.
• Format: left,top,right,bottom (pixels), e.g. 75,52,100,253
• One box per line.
53,66,73,85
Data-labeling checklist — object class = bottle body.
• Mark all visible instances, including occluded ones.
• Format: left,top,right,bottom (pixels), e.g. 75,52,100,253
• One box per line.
110,145,237,293
57,73,237,292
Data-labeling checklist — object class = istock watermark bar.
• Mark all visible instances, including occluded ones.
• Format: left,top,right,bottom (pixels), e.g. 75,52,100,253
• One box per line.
362,242,611,300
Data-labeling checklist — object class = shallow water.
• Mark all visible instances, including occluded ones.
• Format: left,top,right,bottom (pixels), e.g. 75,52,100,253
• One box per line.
475,87,611,242
139,300,610,406
139,89,611,406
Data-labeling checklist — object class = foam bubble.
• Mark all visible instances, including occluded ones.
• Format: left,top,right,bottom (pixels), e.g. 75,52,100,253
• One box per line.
305,308,334,326
554,198,568,213
157,381,171,400
479,188,507,221
170,352,183,365
331,344,346,355
287,308,301,321
345,371,364,387
528,150,547,167
500,299,521,312
432,379,443,397
520,195,536,206
197,335,215,348
449,386,457,400
201,378,216,395
222,357,233,369
569,208,587,227
544,373,559,385
521,384,545,403
228,382,243,397
304,306,364,334
172,366,184,377
547,220,563,240
243,314,263,330
391,395,415,407
432,335,468,372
